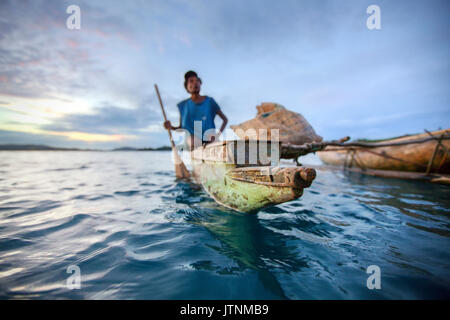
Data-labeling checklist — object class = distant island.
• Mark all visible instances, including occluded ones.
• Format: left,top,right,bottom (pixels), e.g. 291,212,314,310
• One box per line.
0,144,93,151
112,146,172,151
0,144,172,151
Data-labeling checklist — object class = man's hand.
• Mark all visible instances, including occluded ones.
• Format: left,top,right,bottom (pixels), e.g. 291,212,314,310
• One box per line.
204,131,220,144
163,120,173,130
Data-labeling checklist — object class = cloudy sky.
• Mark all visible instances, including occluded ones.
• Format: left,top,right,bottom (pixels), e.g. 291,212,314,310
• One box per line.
0,0,448,149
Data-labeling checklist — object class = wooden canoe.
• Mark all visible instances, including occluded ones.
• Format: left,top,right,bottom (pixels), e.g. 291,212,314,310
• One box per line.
317,129,450,175
190,140,316,213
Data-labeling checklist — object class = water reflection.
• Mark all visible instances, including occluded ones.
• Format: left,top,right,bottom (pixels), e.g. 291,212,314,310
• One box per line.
343,171,450,237
174,181,308,299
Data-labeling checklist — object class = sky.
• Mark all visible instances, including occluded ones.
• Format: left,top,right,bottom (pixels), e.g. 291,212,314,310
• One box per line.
0,0,449,149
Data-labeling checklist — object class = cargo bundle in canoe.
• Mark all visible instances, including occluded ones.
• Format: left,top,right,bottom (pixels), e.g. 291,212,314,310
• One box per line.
230,103,323,147
190,139,316,213
316,129,450,184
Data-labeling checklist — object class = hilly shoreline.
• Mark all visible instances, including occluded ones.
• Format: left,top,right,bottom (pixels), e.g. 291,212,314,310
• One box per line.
0,144,171,151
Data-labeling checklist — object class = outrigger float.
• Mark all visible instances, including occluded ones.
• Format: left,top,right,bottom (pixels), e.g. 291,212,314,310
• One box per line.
314,129,450,185
189,139,316,213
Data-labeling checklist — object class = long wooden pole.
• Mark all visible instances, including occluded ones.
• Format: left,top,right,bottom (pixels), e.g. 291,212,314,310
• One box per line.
281,133,450,158
154,84,190,179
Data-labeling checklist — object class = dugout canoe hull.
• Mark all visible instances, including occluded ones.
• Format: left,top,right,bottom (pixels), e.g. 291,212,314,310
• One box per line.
317,129,450,174
190,140,316,213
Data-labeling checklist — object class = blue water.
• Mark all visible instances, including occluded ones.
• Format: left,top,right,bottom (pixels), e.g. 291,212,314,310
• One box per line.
0,151,449,299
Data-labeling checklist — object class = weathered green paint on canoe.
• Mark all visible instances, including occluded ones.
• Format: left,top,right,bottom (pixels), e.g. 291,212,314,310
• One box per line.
191,160,309,213
189,140,316,212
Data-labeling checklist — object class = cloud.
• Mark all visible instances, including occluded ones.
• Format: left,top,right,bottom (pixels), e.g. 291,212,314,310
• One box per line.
0,0,449,149
0,0,137,100
0,127,169,149
40,101,160,135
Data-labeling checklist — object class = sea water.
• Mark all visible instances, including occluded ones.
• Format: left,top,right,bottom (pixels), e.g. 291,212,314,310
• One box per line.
0,151,449,299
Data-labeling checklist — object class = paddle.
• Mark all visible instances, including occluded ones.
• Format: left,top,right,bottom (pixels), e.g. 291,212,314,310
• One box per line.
154,84,191,179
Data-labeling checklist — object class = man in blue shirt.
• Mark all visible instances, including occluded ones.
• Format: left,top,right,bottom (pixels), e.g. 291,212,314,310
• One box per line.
164,71,228,150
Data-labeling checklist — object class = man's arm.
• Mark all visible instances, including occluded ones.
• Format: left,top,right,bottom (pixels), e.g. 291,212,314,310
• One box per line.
216,109,228,137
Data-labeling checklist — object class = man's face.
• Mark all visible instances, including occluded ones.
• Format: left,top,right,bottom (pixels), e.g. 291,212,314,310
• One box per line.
186,76,201,94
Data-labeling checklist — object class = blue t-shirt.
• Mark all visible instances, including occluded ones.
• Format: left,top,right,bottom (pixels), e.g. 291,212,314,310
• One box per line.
177,96,220,140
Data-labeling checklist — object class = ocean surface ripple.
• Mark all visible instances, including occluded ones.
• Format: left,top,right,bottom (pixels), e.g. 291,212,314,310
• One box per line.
0,151,449,299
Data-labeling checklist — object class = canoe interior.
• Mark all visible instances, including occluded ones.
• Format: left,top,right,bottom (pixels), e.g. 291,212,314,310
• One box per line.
191,139,281,166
